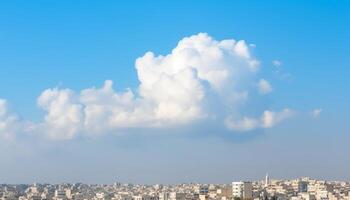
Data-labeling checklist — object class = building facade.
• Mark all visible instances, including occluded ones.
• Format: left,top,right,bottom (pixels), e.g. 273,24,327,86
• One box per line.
232,182,253,199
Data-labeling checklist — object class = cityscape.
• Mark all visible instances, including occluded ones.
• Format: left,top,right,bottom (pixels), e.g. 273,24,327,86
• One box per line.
1,2,349,200
1,176,350,200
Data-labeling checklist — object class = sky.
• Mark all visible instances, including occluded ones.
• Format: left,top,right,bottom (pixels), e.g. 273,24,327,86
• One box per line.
0,0,350,184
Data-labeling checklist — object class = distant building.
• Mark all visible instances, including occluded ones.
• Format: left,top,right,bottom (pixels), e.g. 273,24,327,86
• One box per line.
142,194,158,200
200,186,209,195
96,192,105,200
232,182,253,199
159,193,185,200
159,193,169,200
169,192,186,200
55,188,67,200
218,186,233,200
265,174,269,187
298,181,308,193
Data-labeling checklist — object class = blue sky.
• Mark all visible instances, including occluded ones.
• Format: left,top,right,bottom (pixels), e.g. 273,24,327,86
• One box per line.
0,0,349,184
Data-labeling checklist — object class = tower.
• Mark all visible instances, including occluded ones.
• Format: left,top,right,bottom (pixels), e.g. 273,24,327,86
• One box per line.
265,173,269,187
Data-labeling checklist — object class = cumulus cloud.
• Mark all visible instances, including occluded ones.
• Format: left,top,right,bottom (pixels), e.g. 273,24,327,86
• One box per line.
36,89,83,140
0,33,295,140
257,79,273,94
0,99,21,139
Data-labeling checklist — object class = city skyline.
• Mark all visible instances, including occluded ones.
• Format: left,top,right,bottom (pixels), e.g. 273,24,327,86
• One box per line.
1,175,349,185
1,177,350,200
0,1,350,184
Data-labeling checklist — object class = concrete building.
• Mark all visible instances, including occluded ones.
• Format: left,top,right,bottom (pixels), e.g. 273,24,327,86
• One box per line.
298,181,308,193
159,193,168,200
200,186,209,195
55,189,67,200
232,182,253,199
169,192,185,200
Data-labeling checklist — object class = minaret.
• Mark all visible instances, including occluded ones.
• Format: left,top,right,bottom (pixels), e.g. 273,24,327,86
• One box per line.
265,173,269,187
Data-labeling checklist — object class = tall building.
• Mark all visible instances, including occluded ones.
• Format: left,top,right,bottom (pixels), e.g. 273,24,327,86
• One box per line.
232,182,253,199
265,174,269,187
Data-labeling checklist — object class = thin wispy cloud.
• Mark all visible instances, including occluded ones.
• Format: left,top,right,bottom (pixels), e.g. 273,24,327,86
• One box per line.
312,108,323,118
272,60,282,67
272,59,292,80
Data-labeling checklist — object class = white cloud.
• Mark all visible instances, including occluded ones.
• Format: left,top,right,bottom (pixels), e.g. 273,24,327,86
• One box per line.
272,60,282,66
0,33,295,140
249,43,256,48
225,109,295,131
0,99,21,139
224,116,260,131
272,59,292,80
257,79,273,94
36,89,83,140
312,108,322,118
261,109,294,128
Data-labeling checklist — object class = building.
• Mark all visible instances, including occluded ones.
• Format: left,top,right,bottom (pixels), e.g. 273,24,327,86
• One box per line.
232,182,253,199
55,188,67,200
219,186,233,200
200,186,209,195
159,192,183,200
298,181,308,193
159,193,168,200
96,192,105,200
169,192,186,200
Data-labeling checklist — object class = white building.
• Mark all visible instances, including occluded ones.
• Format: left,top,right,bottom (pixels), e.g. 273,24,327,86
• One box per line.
169,192,186,200
55,189,67,200
232,181,253,199
96,193,105,200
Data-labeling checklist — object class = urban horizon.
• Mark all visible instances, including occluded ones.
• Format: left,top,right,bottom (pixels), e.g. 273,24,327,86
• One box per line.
1,177,350,200
1,1,350,199
2,176,350,185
